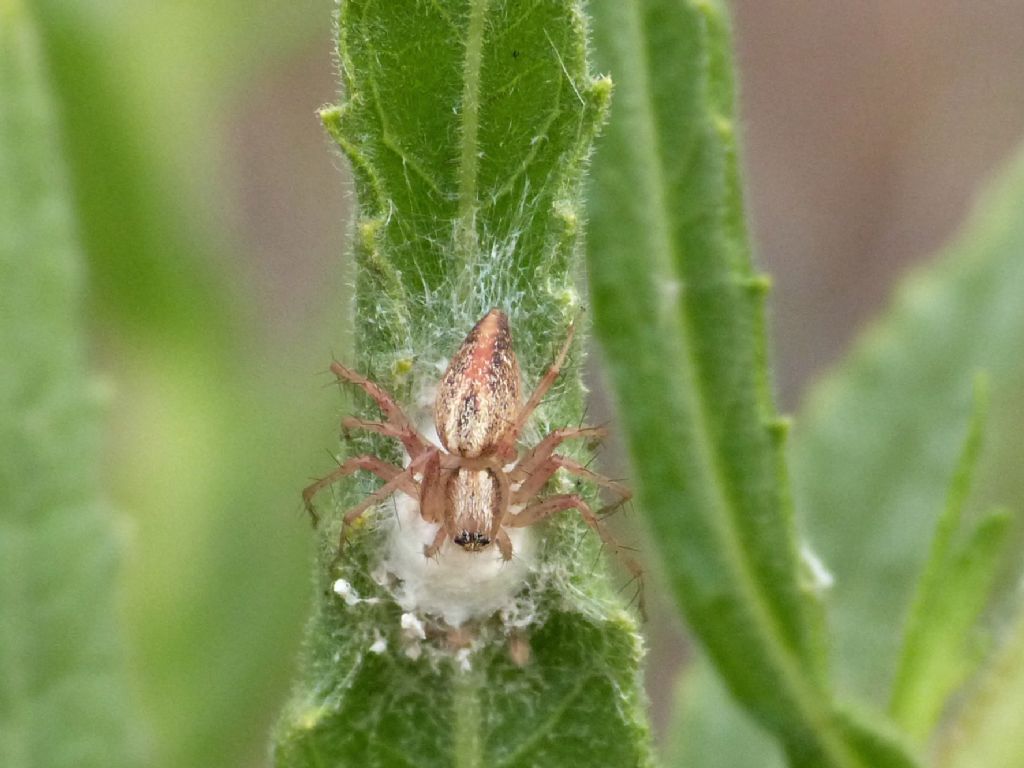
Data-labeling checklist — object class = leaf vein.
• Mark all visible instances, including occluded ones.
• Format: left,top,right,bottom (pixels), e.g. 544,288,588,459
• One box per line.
492,672,593,768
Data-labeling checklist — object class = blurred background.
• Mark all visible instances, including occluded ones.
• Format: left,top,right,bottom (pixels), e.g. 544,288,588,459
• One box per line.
22,0,1024,765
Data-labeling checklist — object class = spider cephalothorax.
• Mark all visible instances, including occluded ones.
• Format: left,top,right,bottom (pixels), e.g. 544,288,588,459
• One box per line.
304,309,635,568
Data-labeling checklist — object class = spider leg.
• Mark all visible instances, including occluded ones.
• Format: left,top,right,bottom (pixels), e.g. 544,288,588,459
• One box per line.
508,425,606,485
419,450,447,524
510,458,559,506
495,528,514,562
545,454,632,506
424,525,448,559
494,322,576,457
511,451,630,507
508,493,644,615
488,466,514,546
302,455,416,525
336,468,420,552
341,416,407,441
408,452,448,559
330,361,429,458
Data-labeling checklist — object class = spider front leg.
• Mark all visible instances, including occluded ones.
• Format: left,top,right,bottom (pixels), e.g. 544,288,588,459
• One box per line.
494,321,577,458
421,452,453,559
302,455,416,525
511,441,632,512
495,528,514,561
329,361,430,459
509,425,607,490
508,493,644,614
424,526,448,560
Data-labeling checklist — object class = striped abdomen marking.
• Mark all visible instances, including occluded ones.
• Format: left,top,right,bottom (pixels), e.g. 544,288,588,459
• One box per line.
435,309,521,457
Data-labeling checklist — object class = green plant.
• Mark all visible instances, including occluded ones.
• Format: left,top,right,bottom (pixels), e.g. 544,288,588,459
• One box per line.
274,0,1024,765
273,2,651,766
5,0,1024,766
588,1,919,765
589,1,1024,766
268,0,1024,764
8,2,336,766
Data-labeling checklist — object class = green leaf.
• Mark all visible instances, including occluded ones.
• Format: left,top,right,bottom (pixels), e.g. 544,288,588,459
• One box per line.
586,1,917,765
0,2,133,765
890,379,1013,740
319,0,610,358
938,612,1024,768
793,141,1024,705
275,2,652,765
276,606,648,768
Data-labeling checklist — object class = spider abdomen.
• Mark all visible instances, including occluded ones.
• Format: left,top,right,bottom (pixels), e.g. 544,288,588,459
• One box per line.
435,309,521,458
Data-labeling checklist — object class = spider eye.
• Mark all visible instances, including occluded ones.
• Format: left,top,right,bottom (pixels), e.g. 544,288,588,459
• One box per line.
454,531,491,550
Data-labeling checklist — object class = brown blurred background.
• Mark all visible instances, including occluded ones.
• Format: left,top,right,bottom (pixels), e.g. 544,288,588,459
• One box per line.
734,0,1024,403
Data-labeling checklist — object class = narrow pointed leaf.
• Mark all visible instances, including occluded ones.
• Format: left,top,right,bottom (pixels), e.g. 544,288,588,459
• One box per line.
891,381,1014,739
586,0,918,765
274,2,653,765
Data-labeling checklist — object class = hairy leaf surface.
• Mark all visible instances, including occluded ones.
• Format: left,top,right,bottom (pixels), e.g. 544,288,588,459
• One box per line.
274,2,652,765
587,1,919,765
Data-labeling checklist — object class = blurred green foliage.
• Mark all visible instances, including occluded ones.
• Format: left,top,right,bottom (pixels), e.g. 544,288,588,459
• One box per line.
890,380,1011,741
939,613,1024,768
19,1,342,766
794,143,1024,714
666,659,782,768
1,3,131,765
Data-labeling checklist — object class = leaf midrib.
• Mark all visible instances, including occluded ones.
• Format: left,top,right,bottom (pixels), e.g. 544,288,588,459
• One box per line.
455,0,489,265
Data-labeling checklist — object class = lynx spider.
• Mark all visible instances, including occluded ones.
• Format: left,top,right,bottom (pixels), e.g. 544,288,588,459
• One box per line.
304,309,641,588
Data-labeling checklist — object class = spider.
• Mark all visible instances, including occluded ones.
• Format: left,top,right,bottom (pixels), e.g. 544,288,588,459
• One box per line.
303,309,638,579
